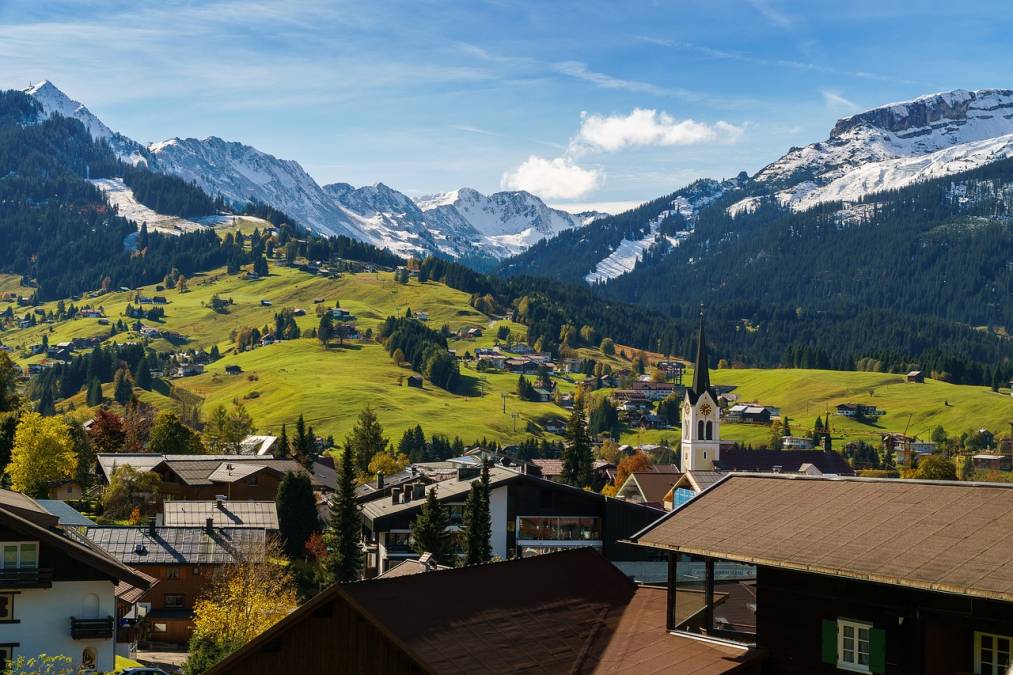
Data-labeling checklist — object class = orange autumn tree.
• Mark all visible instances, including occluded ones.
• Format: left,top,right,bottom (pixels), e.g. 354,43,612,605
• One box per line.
613,451,653,490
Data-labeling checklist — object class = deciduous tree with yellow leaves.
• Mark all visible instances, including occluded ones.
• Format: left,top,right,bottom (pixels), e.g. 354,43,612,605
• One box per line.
8,413,76,498
183,538,297,675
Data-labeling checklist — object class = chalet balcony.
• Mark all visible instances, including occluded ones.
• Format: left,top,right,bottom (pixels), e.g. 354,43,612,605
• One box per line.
70,616,115,640
0,567,53,588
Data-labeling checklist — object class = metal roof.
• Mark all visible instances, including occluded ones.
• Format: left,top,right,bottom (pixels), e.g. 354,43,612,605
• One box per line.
163,501,280,529
86,526,267,564
35,499,97,527
632,474,1013,603
97,453,268,481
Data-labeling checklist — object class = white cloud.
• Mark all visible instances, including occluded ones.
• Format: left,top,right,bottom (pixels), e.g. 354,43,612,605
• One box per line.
502,155,603,200
575,108,744,152
745,0,795,29
822,90,860,111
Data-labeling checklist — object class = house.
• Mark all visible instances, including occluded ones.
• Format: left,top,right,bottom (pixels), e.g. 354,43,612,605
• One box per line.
713,448,854,475
627,381,677,401
971,453,1012,472
329,307,355,321
359,465,662,577
640,413,668,429
45,479,85,501
113,568,158,657
416,311,429,321
835,403,885,418
630,474,1013,675
173,363,204,378
260,299,272,306
663,470,724,510
224,364,243,375
457,326,483,338
95,454,323,501
0,489,151,672
204,548,764,675
905,370,925,383
725,404,773,425
87,523,266,645
615,471,682,509
406,374,423,388
780,436,815,450
543,418,567,435
162,499,280,531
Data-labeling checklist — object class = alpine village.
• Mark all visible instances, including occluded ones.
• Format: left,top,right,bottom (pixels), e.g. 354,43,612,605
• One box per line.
2,3,1013,674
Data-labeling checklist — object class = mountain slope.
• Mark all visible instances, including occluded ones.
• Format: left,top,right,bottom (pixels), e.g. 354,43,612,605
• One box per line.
729,89,1013,214
23,81,597,259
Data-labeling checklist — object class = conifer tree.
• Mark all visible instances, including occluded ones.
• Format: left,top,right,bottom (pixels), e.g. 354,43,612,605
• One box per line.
133,357,152,390
323,447,362,584
411,487,452,565
345,407,389,476
294,414,309,462
276,471,319,557
463,461,492,565
561,400,593,487
86,377,103,407
277,424,290,458
113,367,133,406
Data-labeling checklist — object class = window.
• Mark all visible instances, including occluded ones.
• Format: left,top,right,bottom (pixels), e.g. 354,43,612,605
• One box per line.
246,475,258,486
163,567,180,580
153,623,167,633
386,531,412,552
975,631,1012,675
838,619,871,672
446,504,466,526
0,646,13,672
705,421,713,440
164,593,185,608
517,517,601,542
0,594,13,621
0,543,38,570
697,420,704,440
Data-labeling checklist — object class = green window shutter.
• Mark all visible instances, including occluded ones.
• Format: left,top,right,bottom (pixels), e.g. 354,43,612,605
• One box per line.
821,619,838,665
869,627,886,674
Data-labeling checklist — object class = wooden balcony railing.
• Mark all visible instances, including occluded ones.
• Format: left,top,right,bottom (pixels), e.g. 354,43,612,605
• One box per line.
0,567,54,588
70,616,115,640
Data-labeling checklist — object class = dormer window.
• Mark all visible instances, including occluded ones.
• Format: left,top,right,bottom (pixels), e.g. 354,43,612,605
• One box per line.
1,542,38,570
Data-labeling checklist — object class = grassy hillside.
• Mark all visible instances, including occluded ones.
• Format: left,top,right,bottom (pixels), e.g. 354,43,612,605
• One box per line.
3,261,1011,448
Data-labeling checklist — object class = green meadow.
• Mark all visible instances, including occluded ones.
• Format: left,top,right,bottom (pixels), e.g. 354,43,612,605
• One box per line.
4,262,1011,447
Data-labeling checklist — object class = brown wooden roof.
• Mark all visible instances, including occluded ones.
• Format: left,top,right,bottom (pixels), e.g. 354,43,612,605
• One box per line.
205,548,762,675
592,586,761,674
631,474,1013,602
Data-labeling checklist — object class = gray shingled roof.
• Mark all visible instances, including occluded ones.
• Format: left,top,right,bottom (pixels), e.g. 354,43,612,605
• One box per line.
86,526,266,564
97,453,266,481
163,501,280,529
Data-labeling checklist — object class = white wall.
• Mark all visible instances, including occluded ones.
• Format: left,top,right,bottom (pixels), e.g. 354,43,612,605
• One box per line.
489,485,508,559
5,580,117,672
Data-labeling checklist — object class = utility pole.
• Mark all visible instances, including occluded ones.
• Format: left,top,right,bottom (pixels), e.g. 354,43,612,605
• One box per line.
511,412,519,433
501,392,507,414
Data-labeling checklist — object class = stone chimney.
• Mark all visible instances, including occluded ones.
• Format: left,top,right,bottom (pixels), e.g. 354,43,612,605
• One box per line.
391,487,402,505
376,471,385,490
205,517,214,534
148,517,157,537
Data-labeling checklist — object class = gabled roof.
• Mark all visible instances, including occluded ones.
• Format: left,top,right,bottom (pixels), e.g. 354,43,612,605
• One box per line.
714,448,854,476
115,567,159,605
631,474,1013,603
205,548,760,675
0,494,150,589
86,526,267,565
159,458,318,487
96,453,268,481
162,501,280,529
619,471,681,506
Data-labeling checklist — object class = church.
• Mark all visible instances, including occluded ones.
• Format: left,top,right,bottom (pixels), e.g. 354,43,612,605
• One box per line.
681,315,722,471
679,315,855,476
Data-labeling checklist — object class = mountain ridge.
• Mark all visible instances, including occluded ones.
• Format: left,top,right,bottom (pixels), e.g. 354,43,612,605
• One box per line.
23,80,600,261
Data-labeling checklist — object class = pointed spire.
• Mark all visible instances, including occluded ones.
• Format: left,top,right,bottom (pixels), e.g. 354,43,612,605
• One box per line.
692,305,710,396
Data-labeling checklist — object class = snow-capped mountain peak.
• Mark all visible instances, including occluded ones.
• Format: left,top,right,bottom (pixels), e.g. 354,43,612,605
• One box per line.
730,87,1013,215
21,80,599,260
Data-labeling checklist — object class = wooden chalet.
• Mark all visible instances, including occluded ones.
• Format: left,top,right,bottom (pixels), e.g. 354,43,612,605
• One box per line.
629,474,1013,674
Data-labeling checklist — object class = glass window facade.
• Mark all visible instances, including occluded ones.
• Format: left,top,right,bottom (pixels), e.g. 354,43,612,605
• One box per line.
517,516,601,542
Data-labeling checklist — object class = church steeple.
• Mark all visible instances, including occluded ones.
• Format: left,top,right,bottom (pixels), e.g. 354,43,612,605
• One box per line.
692,308,710,396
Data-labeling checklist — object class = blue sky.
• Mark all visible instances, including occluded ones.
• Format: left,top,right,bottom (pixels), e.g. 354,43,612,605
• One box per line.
2,0,1012,212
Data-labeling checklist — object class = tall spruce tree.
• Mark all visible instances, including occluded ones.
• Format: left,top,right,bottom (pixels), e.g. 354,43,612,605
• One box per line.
561,400,593,487
411,487,452,565
276,471,319,557
133,357,152,391
277,424,290,458
86,377,103,407
463,461,492,565
345,407,389,476
323,447,363,584
294,414,309,463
